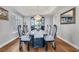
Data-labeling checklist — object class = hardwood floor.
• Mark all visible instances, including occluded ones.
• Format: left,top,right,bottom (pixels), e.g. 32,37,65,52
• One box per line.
0,37,78,52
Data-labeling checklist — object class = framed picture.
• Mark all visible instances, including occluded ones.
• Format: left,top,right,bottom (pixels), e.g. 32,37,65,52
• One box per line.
60,8,75,24
0,7,8,20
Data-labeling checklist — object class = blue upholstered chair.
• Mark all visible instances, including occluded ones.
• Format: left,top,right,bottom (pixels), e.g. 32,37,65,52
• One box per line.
17,25,30,51
44,25,57,50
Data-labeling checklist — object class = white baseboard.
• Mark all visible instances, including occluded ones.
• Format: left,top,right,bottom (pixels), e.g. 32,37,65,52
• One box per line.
57,36,79,49
0,31,18,48
0,36,18,48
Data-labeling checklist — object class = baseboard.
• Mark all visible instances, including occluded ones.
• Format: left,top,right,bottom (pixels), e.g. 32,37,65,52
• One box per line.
57,36,79,49
0,36,18,48
0,37,18,51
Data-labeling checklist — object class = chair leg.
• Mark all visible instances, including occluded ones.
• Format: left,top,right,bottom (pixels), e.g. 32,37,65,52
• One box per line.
27,42,30,52
24,41,30,52
54,47,56,50
45,41,48,52
19,42,23,51
52,41,56,50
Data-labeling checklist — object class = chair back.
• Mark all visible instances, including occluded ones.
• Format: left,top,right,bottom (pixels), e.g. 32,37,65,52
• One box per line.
17,25,22,37
47,25,51,35
52,25,57,39
23,25,28,34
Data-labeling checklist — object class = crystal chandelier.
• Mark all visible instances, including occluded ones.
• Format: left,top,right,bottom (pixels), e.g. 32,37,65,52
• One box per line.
34,15,42,21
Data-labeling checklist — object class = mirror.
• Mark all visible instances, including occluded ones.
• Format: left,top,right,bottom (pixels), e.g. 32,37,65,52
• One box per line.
60,8,75,24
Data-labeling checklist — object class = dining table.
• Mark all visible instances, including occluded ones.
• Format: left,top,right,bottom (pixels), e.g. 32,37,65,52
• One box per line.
28,29,49,51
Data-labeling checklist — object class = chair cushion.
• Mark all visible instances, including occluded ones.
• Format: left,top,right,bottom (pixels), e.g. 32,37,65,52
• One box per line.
44,35,54,41
20,35,30,41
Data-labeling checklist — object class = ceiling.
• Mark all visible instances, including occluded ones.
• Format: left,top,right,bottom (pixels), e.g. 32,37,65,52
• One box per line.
10,6,57,16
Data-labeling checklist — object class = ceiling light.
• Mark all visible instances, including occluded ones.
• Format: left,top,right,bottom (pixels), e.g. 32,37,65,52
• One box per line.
34,15,42,21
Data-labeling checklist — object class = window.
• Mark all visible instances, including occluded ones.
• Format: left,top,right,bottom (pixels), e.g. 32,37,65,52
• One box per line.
31,16,45,30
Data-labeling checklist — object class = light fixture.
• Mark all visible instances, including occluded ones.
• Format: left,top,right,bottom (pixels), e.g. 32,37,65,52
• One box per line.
34,15,42,21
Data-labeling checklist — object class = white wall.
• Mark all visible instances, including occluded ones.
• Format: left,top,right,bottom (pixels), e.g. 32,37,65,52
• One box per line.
0,6,23,47
24,16,53,32
24,16,31,32
45,16,53,27
53,6,79,48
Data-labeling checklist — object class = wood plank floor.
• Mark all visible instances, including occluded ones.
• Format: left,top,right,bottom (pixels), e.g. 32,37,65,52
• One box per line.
0,37,78,52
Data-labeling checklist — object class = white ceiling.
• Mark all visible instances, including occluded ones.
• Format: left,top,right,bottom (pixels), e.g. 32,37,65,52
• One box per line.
10,6,57,16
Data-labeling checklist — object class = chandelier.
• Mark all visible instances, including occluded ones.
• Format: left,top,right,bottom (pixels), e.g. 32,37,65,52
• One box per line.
34,15,42,21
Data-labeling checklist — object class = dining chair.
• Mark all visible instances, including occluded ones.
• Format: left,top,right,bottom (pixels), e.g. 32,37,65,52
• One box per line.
23,25,28,34
17,25,30,51
44,25,57,50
